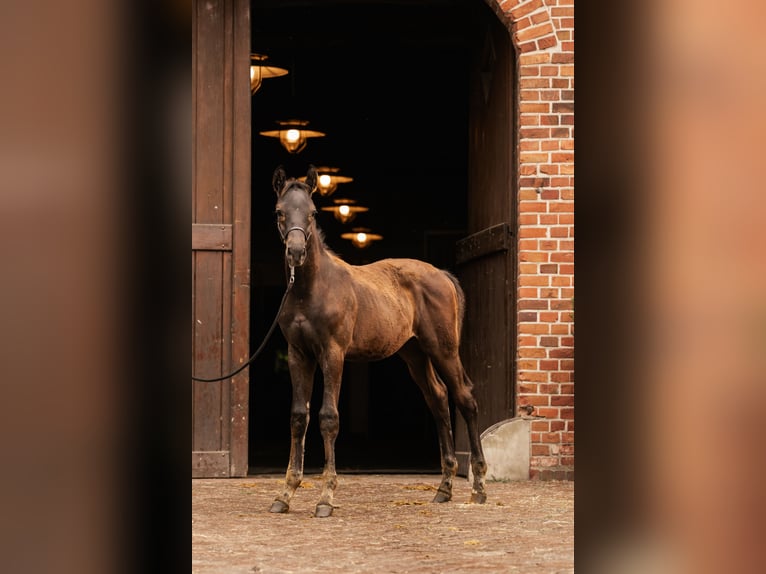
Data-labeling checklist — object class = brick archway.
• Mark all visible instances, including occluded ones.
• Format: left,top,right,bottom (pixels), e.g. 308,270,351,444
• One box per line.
486,0,575,480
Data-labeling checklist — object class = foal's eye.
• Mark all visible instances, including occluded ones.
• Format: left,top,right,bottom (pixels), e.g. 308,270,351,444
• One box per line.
275,209,285,220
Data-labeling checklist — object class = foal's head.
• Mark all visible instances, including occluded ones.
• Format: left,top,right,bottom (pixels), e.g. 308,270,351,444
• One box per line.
273,165,318,268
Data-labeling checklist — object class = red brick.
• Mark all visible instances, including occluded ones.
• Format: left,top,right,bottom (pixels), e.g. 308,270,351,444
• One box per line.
518,299,549,310
540,336,558,347
549,202,574,213
549,347,574,358
537,35,557,50
520,128,551,139
518,311,537,322
559,263,574,274
519,372,549,383
550,226,568,237
518,335,537,347
518,347,548,358
540,189,559,199
518,275,549,286
531,420,550,432
516,22,554,43
551,52,574,64
519,53,550,66
519,250,549,262
536,407,559,418
551,7,575,17
551,127,570,138
518,227,548,238
560,384,574,395
519,65,540,77
518,321,549,335
518,214,538,225
518,380,538,392
551,372,573,382
519,203,548,215
520,77,550,88
519,176,550,188
520,102,550,113
560,407,575,420
520,152,549,163
539,311,558,322
551,395,574,407
550,252,574,262
552,102,574,113
539,263,558,273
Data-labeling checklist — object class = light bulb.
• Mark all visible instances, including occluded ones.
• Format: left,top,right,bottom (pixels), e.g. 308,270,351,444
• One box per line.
356,232,367,244
338,205,350,216
319,174,333,189
285,129,301,143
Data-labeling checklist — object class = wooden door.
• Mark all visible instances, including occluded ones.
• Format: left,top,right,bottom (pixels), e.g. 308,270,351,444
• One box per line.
455,15,515,475
191,0,251,477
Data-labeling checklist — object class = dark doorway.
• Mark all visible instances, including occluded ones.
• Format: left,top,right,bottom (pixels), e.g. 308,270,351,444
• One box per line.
248,0,508,474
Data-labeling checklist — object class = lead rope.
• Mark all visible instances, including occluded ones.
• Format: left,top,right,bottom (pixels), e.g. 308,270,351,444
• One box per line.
191,266,295,382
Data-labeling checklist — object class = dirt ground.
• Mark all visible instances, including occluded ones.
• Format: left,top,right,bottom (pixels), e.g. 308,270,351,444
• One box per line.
192,474,573,573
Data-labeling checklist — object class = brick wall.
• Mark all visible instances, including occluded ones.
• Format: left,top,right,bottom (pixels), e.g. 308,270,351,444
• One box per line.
495,0,574,480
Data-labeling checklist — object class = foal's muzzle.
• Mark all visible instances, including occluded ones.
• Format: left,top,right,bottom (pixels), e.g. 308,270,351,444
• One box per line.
282,226,310,267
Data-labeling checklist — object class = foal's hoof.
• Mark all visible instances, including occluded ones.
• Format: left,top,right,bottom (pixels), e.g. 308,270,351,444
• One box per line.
269,500,289,514
314,504,334,518
469,492,487,504
432,490,452,504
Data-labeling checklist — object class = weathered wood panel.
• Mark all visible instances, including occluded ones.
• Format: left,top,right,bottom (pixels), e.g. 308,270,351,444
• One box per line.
455,12,515,476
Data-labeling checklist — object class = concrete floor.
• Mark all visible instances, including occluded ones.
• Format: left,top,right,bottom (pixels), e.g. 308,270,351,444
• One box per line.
192,474,574,573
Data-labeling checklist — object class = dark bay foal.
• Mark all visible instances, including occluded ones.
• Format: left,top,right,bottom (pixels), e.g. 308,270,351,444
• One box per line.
269,165,487,518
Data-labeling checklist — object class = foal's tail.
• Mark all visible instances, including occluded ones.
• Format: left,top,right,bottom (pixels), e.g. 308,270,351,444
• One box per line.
441,270,466,338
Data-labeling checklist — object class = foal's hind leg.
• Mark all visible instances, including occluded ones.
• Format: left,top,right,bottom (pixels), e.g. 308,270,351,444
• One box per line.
399,340,458,503
431,355,488,504
270,346,315,513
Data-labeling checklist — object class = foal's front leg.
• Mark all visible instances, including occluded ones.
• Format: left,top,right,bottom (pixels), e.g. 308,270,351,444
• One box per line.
314,345,344,518
270,345,316,513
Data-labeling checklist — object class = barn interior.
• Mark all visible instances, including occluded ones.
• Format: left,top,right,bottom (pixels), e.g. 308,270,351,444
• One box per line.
247,0,504,474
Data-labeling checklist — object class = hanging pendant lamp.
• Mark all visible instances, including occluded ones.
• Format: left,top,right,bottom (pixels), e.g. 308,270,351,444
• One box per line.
320,198,369,224
341,227,383,249
249,53,289,95
259,119,326,154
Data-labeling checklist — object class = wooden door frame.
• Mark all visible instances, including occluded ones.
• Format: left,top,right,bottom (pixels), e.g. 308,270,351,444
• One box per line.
191,0,251,477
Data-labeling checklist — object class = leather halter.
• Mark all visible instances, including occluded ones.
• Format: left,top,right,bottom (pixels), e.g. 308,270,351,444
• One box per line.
280,225,311,244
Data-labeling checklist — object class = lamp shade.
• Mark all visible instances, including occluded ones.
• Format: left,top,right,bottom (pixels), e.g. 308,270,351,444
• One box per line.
249,53,288,95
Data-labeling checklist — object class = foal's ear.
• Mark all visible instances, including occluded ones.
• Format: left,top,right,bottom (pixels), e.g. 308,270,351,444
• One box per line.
305,164,318,195
272,165,287,196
